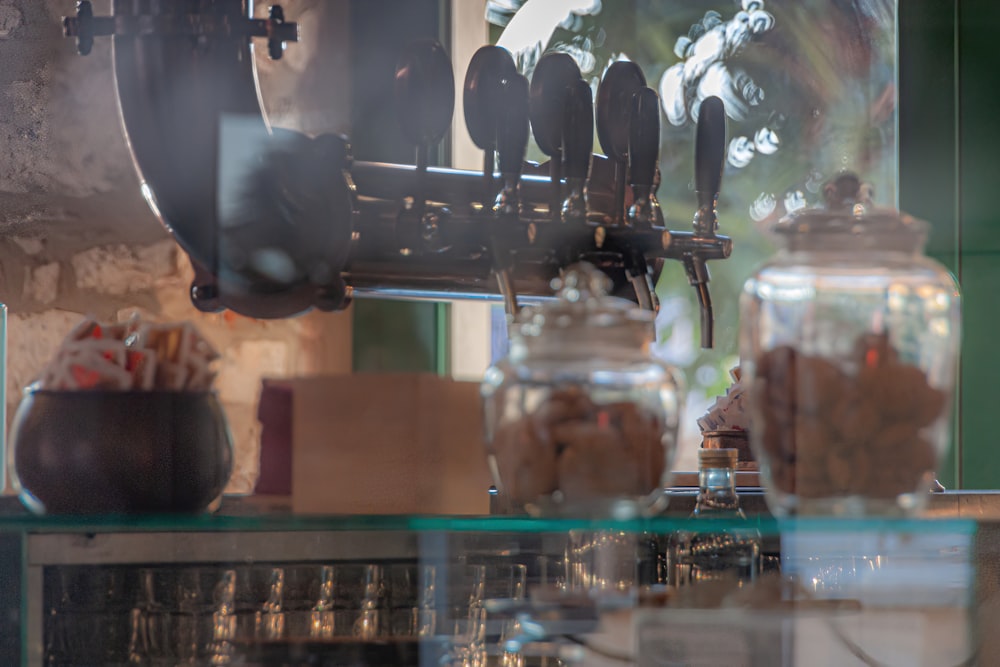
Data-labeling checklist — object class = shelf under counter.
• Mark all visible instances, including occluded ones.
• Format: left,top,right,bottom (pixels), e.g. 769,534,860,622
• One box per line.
0,507,993,667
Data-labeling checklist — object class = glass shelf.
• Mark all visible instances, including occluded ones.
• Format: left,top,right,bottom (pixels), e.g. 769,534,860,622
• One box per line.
0,511,980,537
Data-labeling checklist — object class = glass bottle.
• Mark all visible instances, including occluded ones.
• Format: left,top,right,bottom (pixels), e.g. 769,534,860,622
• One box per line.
670,448,760,587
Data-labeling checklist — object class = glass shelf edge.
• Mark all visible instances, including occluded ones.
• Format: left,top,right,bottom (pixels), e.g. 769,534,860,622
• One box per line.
0,513,978,536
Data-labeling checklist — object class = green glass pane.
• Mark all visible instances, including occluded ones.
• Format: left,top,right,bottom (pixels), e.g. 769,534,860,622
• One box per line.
0,513,976,538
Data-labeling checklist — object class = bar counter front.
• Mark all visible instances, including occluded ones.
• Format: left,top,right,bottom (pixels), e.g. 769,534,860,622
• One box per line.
0,495,997,666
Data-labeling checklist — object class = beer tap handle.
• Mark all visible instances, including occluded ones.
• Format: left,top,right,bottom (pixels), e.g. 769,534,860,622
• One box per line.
494,73,530,216
493,73,530,317
464,46,517,205
620,87,661,310
561,78,594,224
694,96,726,237
627,86,661,228
395,40,455,150
394,39,455,253
529,53,583,221
596,61,647,225
687,95,727,348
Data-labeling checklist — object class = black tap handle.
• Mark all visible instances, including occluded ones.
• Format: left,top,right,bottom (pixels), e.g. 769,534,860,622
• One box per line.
463,45,517,152
628,87,659,188
497,73,530,176
596,61,646,224
694,96,726,227
596,61,647,161
563,78,594,181
394,39,456,148
529,53,583,158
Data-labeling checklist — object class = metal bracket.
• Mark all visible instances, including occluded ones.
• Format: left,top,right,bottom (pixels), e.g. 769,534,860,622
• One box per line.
63,1,298,59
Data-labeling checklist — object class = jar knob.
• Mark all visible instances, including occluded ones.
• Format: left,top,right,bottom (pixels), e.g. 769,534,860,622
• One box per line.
550,262,612,303
822,172,875,212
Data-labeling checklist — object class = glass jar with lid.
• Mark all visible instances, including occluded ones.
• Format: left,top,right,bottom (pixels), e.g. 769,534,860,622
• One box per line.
481,263,683,517
739,173,961,516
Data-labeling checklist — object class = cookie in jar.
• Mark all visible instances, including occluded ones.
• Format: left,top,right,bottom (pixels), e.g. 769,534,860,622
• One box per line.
482,264,682,516
748,336,946,508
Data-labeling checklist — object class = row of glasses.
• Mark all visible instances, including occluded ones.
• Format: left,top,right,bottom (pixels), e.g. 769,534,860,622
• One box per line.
136,563,394,664
45,561,529,666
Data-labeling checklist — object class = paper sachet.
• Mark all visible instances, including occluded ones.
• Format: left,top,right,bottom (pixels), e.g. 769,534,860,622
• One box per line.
37,315,219,391
697,366,750,433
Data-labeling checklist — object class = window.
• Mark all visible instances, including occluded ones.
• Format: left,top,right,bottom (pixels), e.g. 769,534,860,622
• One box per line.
451,0,901,472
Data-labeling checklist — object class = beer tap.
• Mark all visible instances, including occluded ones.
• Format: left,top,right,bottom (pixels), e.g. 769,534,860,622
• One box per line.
627,87,662,228
595,63,660,310
492,73,531,317
561,78,594,225
393,39,455,255
685,95,727,348
624,86,661,311
529,53,583,222
596,61,647,225
463,46,517,208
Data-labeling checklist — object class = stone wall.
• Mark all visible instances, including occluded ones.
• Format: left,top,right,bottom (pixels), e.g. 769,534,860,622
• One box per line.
0,1,354,493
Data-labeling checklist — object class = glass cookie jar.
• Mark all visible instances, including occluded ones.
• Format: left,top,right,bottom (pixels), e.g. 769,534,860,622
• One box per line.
739,174,961,516
481,263,682,517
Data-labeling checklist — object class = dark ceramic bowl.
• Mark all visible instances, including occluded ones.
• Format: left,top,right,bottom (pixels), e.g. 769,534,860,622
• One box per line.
10,390,234,515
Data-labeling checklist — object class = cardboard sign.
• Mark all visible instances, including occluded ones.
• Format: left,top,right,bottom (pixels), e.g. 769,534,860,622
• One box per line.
272,374,491,515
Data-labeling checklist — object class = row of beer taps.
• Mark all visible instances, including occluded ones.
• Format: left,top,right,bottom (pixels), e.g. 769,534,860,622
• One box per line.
391,39,731,346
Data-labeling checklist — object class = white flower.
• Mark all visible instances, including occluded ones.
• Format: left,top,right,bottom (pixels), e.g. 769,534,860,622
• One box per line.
683,25,725,81
659,63,688,126
750,193,776,221
784,190,807,213
728,136,755,168
697,62,750,122
754,127,779,154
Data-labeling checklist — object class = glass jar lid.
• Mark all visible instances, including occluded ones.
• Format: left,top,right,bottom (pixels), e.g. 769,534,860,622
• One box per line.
511,263,654,347
772,173,928,251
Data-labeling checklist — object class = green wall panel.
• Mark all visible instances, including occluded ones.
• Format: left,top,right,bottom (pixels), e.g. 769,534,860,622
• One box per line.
899,0,960,487
898,0,1000,488
957,0,1000,487
955,253,1000,489
352,300,442,373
